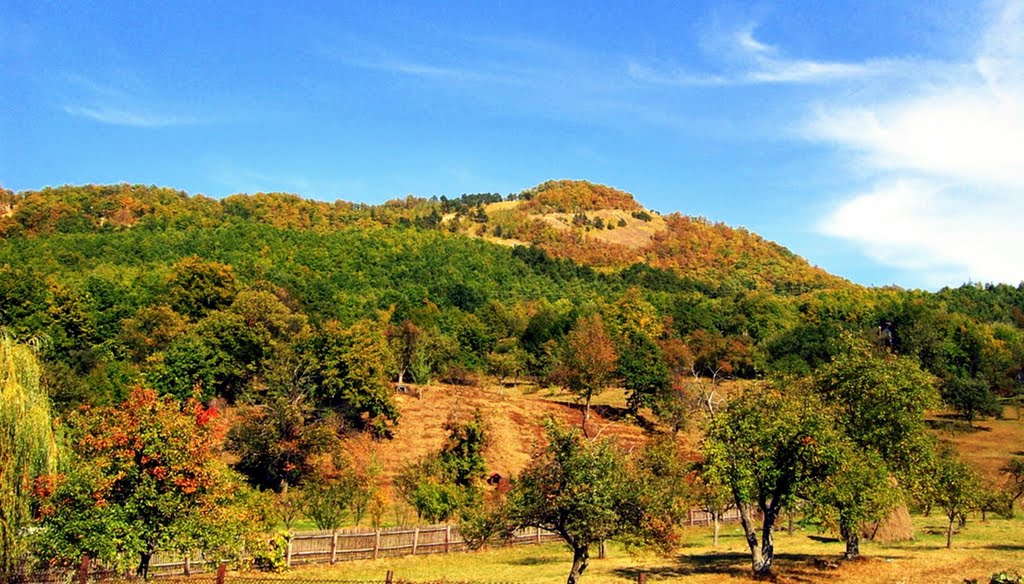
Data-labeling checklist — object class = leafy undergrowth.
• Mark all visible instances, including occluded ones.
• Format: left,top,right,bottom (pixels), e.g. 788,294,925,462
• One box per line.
273,515,1024,583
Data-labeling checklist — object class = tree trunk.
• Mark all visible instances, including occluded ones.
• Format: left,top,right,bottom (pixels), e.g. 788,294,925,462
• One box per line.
755,509,776,577
737,503,773,577
841,524,860,559
713,513,720,547
582,394,592,437
136,549,153,580
946,516,954,549
567,546,589,584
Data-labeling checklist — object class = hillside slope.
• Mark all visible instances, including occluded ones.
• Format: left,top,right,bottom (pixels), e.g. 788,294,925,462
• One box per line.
451,179,845,293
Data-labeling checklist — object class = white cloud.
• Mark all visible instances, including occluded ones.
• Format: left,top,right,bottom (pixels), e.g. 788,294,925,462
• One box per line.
812,0,1024,287
821,180,1024,287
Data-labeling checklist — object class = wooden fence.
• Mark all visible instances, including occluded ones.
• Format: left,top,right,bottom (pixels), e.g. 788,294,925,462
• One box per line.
147,508,742,576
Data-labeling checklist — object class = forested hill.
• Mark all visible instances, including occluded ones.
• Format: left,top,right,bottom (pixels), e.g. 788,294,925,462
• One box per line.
0,180,838,294
1,180,1023,429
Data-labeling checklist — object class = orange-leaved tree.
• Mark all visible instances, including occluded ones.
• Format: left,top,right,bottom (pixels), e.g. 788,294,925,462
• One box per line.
34,388,266,576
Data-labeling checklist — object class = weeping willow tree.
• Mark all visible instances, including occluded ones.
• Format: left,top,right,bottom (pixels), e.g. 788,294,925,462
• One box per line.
1,336,59,575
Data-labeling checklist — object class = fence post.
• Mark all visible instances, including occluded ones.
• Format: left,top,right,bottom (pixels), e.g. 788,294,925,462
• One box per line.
637,571,648,584
688,508,694,525
445,524,451,553
385,570,394,584
184,556,191,576
535,526,541,544
215,563,226,584
330,530,338,565
286,534,293,568
374,529,381,560
77,556,90,584
412,527,419,555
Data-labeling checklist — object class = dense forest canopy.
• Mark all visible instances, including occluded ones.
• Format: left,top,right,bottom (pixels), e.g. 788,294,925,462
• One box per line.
1,181,1022,418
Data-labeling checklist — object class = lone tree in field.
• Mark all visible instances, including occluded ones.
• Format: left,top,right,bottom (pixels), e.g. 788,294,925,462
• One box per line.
506,422,679,584
702,384,845,577
0,336,59,577
556,314,617,435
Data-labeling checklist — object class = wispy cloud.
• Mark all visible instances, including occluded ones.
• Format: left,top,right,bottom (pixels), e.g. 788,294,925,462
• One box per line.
60,74,203,128
811,0,1024,287
629,24,904,87
63,105,198,127
340,55,529,86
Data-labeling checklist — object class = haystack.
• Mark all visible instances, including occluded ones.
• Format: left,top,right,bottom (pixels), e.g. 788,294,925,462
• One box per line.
861,504,914,542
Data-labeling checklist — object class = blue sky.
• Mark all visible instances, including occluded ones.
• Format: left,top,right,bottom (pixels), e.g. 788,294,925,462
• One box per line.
2,1,1022,290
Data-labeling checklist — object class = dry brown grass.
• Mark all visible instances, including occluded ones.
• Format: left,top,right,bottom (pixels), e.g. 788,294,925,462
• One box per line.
344,383,648,486
928,406,1024,480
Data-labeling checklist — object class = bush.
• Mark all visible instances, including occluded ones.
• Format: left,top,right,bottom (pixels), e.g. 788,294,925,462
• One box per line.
991,570,1023,584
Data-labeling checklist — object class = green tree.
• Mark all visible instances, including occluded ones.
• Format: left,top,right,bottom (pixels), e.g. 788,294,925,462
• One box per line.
1001,458,1024,512
505,423,670,584
809,450,899,559
165,257,238,320
702,384,844,577
617,332,671,414
931,453,982,548
226,395,340,491
439,409,489,488
302,472,358,531
386,319,421,385
943,374,1001,426
1,337,59,576
813,348,939,557
305,319,398,436
394,456,466,524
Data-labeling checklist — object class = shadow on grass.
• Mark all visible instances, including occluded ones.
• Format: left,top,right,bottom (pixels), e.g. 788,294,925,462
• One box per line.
505,556,561,566
926,418,991,433
807,535,841,544
981,544,1024,551
611,552,858,583
546,400,659,432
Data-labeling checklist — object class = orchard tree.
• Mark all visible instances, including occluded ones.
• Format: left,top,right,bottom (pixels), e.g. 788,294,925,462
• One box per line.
702,384,845,577
33,389,258,577
505,422,681,584
302,472,358,532
1,337,59,577
931,453,982,548
808,450,899,559
813,347,939,557
1002,458,1024,511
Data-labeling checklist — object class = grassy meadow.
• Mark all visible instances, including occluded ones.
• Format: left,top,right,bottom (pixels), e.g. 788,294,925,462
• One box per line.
276,513,1024,583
